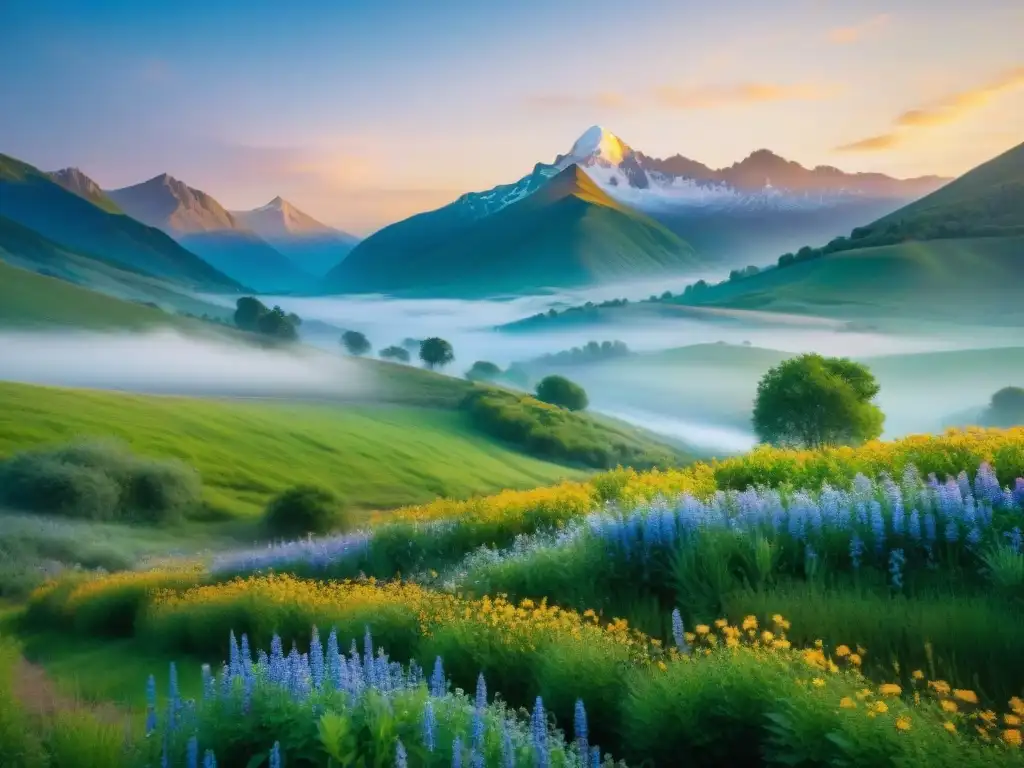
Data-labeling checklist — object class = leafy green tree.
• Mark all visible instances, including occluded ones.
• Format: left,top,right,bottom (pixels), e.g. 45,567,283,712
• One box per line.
535,375,589,411
341,330,371,356
379,346,411,363
466,360,502,382
981,386,1024,427
234,296,268,331
256,306,299,342
401,337,422,351
419,337,454,370
753,354,884,448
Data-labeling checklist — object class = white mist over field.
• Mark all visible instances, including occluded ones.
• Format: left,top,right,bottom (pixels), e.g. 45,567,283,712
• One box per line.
3,289,1021,454
0,329,371,398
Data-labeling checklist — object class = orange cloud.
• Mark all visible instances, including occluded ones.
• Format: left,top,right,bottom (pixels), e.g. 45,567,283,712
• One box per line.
828,14,891,44
835,65,1024,152
894,66,1024,127
654,82,833,109
835,133,903,153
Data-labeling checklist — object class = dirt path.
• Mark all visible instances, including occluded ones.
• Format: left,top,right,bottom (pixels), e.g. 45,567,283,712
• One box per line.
12,657,127,726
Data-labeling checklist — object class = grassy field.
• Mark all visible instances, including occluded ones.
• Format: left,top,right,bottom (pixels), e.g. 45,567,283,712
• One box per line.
0,381,584,517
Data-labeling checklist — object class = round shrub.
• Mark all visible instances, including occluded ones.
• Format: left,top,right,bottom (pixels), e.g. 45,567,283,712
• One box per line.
263,485,349,538
0,439,202,524
535,375,589,411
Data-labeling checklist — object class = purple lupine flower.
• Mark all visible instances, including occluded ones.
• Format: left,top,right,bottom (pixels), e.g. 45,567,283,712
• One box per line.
966,526,983,548
888,548,905,591
574,699,589,757
326,628,340,690
908,510,921,542
269,742,281,768
145,674,157,735
452,736,463,768
395,740,408,768
531,696,549,768
310,626,324,690
501,720,514,768
240,634,252,678
957,471,971,501
924,512,937,544
363,626,375,687
1014,478,1024,507
423,699,436,752
472,673,487,749
590,746,601,768
671,608,687,653
945,519,959,543
869,501,885,553
430,657,446,697
187,736,198,768
203,750,217,768
229,631,241,679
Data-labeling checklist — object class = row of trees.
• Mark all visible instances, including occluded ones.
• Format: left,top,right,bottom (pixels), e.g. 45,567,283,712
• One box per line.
340,331,454,370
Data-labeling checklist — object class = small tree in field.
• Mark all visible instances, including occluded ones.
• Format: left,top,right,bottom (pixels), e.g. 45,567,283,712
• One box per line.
753,354,884,449
981,386,1024,427
420,338,454,370
536,375,589,411
466,361,502,382
379,346,411,363
341,330,371,356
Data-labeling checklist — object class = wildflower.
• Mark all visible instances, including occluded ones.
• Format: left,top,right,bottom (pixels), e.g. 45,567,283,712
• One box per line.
430,657,446,697
888,548,905,591
835,645,851,658
1007,714,1023,726
742,615,758,631
671,609,688,653
839,697,856,709
1003,729,1023,747
472,673,487,749
929,680,951,696
943,721,957,734
812,678,825,688
574,698,589,756
953,689,979,705
911,669,924,681
873,701,889,714
895,715,912,732
695,624,710,636
1011,697,1024,716
941,700,958,713
187,737,198,768
451,736,463,768
395,741,408,768
761,631,774,644
848,654,862,667
269,743,281,768
203,751,217,768
879,683,902,697
145,674,158,736
531,696,549,768
849,532,865,570
657,661,668,671
423,700,436,752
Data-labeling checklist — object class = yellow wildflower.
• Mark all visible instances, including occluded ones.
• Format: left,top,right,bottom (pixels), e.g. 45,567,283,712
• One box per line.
1003,729,1023,747
847,654,862,667
657,661,668,672
839,697,857,709
761,631,774,644
895,715,912,732
834,644,851,658
695,624,710,635
812,678,825,688
714,618,728,628
1011,697,1024,716
873,701,889,714
911,669,924,681
1005,714,1022,727
929,680,951,696
943,721,957,734
953,689,979,705
879,683,902,697
742,615,758,631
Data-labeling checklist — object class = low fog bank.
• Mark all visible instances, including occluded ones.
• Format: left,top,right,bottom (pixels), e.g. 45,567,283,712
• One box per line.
0,330,373,399
602,407,758,456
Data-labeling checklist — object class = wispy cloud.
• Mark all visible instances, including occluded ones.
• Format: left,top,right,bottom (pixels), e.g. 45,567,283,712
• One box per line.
527,82,833,112
654,82,833,109
828,14,891,44
835,65,1024,152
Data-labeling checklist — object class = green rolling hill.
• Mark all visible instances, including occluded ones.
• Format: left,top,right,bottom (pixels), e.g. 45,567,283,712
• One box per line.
0,154,242,292
323,164,701,297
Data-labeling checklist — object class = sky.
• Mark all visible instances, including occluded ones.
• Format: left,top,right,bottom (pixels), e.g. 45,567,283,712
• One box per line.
2,0,1022,235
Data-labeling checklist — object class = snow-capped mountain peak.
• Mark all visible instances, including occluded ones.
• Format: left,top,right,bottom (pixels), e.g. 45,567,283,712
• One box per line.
567,125,628,166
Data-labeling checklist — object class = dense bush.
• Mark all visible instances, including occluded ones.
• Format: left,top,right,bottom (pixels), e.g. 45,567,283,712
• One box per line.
263,485,349,538
340,330,371,356
0,440,201,524
535,375,589,411
461,386,678,470
981,386,1024,428
464,360,502,382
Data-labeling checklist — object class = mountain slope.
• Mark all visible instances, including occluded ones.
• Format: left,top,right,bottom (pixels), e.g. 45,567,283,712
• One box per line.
0,154,242,291
47,167,122,213
107,175,313,291
324,165,701,296
232,197,359,276
0,216,236,320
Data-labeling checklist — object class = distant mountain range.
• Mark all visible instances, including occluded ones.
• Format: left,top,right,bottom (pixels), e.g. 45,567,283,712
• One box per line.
106,175,317,292
231,197,359,277
324,164,701,296
325,126,950,297
0,154,242,292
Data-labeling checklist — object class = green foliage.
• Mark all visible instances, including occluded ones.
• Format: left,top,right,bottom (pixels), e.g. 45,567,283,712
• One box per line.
378,345,410,363
0,439,202,524
341,331,371,356
0,381,578,517
0,637,49,767
419,337,454,370
464,360,501,382
263,485,350,538
233,297,300,341
461,386,681,470
981,386,1024,427
528,340,631,369
535,375,589,412
753,354,884,448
